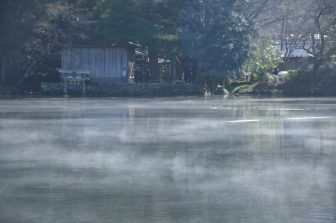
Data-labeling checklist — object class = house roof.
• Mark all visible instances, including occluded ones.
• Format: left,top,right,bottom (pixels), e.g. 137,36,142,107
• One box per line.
275,43,313,58
61,42,140,49
284,48,313,58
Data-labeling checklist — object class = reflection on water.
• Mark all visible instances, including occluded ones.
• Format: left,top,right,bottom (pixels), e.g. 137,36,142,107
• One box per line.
0,97,336,223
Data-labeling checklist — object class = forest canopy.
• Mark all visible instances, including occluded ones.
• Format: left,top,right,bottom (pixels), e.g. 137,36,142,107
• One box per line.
0,0,335,87
0,0,259,85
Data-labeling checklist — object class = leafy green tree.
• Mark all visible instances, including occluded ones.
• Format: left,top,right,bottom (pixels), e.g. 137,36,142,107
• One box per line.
244,35,282,80
0,0,259,86
179,0,253,77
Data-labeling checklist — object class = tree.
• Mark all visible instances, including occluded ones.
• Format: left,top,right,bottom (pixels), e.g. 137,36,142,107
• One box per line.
244,35,282,80
0,0,260,86
0,0,96,86
23,0,94,82
258,0,336,73
301,0,336,73
276,0,307,57
95,0,182,81
179,0,253,77
0,0,45,85
96,0,255,81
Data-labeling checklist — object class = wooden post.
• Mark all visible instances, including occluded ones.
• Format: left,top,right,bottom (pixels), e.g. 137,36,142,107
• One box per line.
169,63,173,81
172,64,177,80
63,79,68,96
1,57,6,86
82,80,86,95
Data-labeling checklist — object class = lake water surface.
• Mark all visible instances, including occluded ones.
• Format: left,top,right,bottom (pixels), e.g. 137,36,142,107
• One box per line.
0,97,336,223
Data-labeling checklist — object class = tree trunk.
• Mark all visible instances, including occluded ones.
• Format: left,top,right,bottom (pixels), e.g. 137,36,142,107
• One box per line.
313,59,321,75
0,57,7,86
311,59,322,94
18,61,37,86
148,44,160,82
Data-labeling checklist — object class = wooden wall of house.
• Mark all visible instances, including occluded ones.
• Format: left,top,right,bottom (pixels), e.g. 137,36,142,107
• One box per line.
279,57,312,71
62,47,133,79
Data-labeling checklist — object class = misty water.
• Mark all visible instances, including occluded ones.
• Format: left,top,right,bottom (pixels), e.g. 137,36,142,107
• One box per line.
0,97,336,223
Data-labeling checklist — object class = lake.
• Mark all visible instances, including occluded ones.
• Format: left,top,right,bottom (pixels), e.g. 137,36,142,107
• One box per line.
0,97,335,223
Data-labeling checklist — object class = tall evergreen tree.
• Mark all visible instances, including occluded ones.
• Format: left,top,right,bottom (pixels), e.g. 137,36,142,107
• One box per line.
95,0,182,81
179,0,253,77
0,0,46,85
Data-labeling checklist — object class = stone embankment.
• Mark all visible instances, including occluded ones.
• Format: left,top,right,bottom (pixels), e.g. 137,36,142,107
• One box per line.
41,81,202,97
0,87,21,97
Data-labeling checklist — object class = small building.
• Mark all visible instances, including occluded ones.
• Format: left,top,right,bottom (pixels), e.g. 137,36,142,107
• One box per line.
275,42,313,71
60,45,136,81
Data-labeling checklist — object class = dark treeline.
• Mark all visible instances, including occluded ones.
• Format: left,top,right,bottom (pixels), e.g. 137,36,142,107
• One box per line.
0,0,265,87
2,0,335,96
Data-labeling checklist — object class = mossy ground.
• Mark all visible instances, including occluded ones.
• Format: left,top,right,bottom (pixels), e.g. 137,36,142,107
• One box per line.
231,69,336,97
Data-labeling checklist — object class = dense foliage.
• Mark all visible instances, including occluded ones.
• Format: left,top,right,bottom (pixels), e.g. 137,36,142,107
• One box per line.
2,0,335,90
259,0,336,73
179,0,252,74
0,0,257,86
244,36,282,80
0,0,94,86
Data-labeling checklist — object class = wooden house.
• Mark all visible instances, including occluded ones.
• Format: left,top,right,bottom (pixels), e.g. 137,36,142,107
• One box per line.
275,42,313,71
60,45,135,81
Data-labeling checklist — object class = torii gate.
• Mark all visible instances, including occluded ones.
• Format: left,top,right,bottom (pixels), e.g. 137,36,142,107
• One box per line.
57,69,91,96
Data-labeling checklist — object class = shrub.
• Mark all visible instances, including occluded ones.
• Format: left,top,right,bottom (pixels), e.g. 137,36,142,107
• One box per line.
244,36,282,81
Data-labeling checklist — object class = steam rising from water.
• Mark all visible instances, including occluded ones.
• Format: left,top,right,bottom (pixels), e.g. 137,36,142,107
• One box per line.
0,97,336,223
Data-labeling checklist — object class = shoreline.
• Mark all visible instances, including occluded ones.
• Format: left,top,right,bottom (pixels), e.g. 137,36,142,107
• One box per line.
0,79,336,99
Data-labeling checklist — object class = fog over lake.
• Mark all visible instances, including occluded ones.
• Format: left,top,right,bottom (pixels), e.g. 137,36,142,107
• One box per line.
0,97,336,223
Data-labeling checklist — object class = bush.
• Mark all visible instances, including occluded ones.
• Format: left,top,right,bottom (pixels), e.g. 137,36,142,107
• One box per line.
243,36,282,81
279,70,300,82
280,69,336,96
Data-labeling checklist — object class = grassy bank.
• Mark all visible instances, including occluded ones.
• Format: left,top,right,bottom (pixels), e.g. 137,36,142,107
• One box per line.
40,82,203,97
4,69,336,98
231,69,336,97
